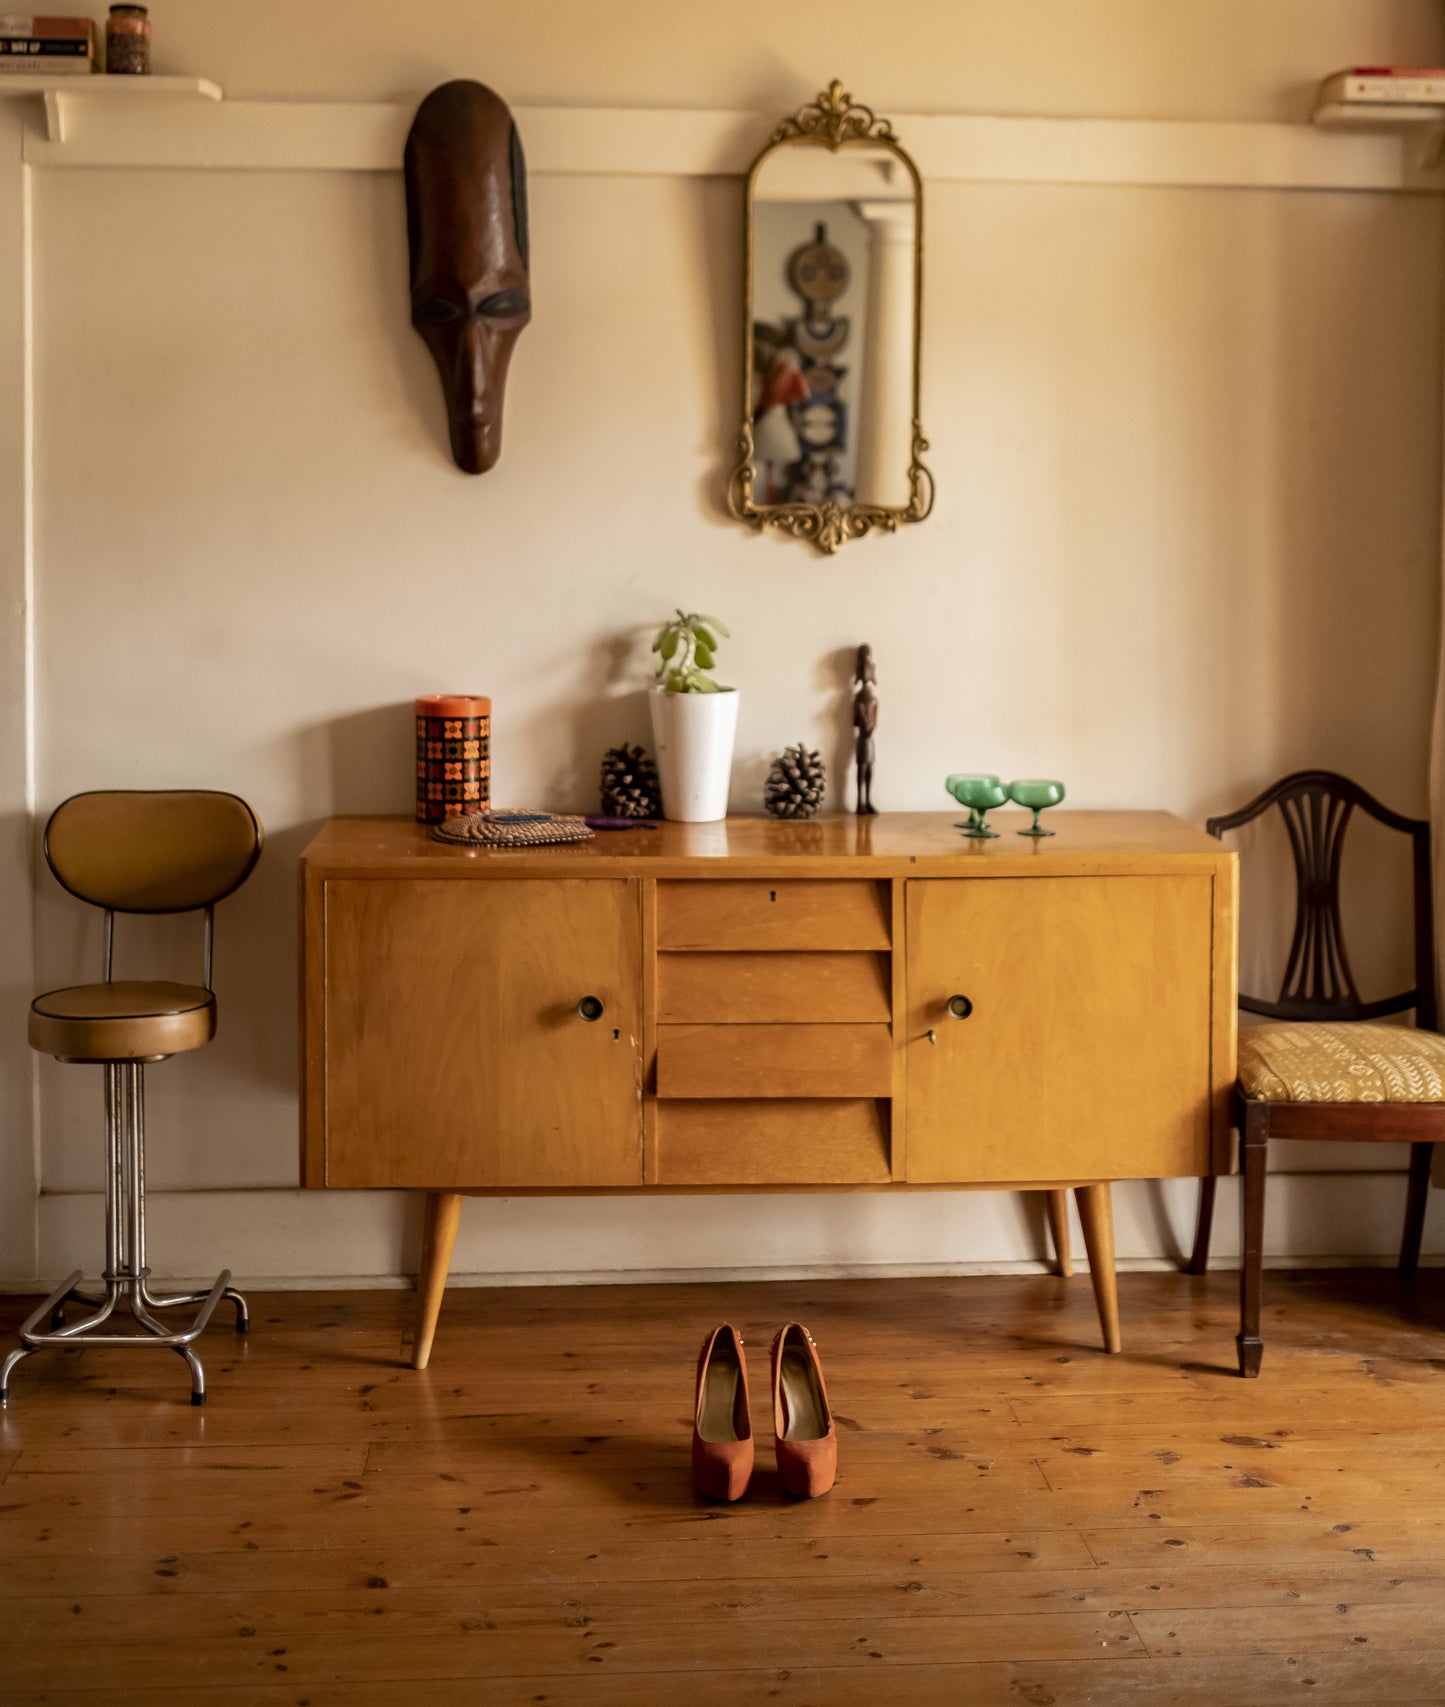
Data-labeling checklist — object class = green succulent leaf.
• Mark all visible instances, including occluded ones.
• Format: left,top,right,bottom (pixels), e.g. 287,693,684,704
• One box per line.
700,615,731,638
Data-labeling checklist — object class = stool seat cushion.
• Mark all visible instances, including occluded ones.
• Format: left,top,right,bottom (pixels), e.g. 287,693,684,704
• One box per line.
29,981,216,1061
1238,1021,1445,1104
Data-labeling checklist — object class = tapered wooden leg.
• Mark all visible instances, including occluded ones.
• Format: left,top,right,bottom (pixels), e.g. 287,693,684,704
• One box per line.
1044,1189,1073,1277
1400,1142,1435,1280
412,1191,463,1370
1187,1175,1217,1275
1074,1183,1121,1354
1237,1102,1268,1378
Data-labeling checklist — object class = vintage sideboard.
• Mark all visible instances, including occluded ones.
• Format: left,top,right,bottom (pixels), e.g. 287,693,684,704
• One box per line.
299,812,1237,1366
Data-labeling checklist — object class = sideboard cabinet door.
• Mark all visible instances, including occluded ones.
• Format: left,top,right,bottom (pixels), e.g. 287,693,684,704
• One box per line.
319,879,643,1188
905,876,1213,1183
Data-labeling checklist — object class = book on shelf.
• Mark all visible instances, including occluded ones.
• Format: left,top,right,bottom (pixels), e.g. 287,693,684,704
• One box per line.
0,14,93,34
1318,67,1445,105
0,14,94,71
0,49,93,72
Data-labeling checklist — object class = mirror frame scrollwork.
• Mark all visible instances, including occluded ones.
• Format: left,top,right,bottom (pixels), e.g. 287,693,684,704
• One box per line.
728,81,933,555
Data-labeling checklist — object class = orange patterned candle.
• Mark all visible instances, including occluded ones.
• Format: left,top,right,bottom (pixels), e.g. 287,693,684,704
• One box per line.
415,694,491,822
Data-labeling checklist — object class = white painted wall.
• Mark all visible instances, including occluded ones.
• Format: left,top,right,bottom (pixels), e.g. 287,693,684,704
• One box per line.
4,1,1445,1288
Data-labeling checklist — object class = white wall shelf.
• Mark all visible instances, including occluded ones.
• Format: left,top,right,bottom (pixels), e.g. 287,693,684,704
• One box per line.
8,95,1443,193
0,73,221,143
1313,99,1445,170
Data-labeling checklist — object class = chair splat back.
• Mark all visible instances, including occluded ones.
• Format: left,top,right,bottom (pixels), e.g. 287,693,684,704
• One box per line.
1206,769,1435,1029
44,790,262,915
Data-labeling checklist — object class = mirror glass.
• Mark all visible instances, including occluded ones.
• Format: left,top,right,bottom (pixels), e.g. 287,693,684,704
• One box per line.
749,145,917,511
729,86,930,554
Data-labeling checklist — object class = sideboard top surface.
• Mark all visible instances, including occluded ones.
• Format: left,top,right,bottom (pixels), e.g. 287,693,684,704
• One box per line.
301,811,1234,880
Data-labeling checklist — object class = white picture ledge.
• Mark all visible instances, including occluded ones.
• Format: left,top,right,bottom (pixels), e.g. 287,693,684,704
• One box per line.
11,93,1444,194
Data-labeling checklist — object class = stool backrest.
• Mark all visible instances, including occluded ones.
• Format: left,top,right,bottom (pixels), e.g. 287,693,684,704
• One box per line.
1206,769,1435,1029
44,790,262,914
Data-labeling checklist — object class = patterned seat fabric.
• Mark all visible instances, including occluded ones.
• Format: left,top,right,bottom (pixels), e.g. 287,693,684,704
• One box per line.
1238,1022,1445,1104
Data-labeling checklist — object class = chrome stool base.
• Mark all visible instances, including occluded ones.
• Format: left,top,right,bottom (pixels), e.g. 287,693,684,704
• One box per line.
1,1061,249,1407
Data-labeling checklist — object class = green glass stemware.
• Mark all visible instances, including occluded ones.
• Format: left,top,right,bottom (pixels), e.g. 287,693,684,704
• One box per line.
1008,777,1066,836
946,773,1009,839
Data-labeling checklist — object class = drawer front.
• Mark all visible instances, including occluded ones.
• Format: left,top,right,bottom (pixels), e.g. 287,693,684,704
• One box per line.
657,951,890,1025
657,1099,890,1184
657,880,890,951
657,1022,893,1098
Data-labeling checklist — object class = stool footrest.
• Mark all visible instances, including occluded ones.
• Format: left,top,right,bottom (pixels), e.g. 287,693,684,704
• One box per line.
1,1269,248,1405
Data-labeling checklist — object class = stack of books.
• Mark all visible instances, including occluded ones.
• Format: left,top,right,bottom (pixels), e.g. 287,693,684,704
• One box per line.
1316,66,1445,124
0,15,95,76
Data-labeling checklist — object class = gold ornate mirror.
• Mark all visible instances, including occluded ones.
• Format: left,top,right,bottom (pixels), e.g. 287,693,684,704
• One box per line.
728,81,932,555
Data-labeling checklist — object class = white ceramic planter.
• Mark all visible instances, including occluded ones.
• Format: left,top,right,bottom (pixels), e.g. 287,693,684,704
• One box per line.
649,687,739,822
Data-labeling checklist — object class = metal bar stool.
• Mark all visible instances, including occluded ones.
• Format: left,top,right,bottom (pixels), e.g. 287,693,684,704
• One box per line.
2,789,263,1406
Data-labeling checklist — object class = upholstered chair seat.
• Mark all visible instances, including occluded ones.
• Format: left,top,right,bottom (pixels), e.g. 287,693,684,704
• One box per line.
29,981,216,1063
1238,1022,1445,1105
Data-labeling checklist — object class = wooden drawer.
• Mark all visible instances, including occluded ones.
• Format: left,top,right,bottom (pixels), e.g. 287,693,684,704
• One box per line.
657,951,890,1024
656,1099,890,1184
657,880,890,951
656,1022,893,1098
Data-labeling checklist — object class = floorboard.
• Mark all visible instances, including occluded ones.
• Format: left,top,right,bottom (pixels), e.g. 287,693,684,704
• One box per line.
0,1269,1442,1703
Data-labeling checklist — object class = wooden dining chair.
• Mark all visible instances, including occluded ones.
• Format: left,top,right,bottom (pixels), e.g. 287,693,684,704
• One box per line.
1187,770,1441,1377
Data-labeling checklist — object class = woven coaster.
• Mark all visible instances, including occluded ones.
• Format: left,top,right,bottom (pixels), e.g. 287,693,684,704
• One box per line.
429,809,595,848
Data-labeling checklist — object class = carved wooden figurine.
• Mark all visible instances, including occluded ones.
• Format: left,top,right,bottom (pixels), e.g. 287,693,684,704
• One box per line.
852,643,879,815
405,81,531,474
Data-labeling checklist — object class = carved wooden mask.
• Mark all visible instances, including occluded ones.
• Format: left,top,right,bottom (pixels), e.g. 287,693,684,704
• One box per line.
405,81,531,474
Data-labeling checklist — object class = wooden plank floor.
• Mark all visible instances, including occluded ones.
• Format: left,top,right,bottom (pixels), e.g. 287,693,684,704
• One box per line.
1,1269,1444,1705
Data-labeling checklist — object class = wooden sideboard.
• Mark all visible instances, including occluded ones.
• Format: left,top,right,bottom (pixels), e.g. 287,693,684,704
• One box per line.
300,812,1237,1366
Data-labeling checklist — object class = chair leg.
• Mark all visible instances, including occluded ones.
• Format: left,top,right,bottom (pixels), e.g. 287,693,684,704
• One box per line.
1074,1183,1121,1354
1,1062,244,1407
1400,1142,1434,1280
1237,1101,1268,1378
412,1191,463,1370
1187,1175,1217,1275
1044,1189,1073,1277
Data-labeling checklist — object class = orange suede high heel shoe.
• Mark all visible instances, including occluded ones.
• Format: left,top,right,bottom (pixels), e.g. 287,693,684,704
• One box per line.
692,1324,753,1501
771,1322,836,1498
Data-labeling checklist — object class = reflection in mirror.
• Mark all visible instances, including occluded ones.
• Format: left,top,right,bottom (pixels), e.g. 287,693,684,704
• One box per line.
751,148,916,511
729,84,931,554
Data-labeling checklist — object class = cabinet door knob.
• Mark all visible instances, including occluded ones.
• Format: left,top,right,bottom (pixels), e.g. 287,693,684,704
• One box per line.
946,994,974,1020
576,996,605,1022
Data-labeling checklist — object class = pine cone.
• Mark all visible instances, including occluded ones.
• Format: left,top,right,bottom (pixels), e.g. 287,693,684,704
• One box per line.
599,743,660,819
764,743,827,820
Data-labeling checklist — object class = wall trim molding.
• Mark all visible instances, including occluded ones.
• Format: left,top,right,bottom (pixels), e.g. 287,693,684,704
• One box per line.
10,1174,1436,1291
17,98,1445,193
3,1255,1441,1296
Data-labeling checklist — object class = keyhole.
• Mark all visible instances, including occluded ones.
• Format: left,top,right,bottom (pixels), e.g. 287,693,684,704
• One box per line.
769,890,777,903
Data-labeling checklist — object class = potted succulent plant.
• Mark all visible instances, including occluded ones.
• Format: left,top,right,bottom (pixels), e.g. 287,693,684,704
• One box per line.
648,610,738,822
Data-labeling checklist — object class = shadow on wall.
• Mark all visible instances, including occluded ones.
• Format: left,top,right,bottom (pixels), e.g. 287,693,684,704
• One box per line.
696,177,745,525
300,703,416,817
523,631,652,813
822,645,857,814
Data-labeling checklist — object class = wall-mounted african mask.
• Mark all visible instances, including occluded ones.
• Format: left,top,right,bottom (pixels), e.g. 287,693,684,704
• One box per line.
404,80,531,474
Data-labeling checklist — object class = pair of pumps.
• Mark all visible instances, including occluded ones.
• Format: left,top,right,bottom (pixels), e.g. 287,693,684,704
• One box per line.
692,1322,836,1500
